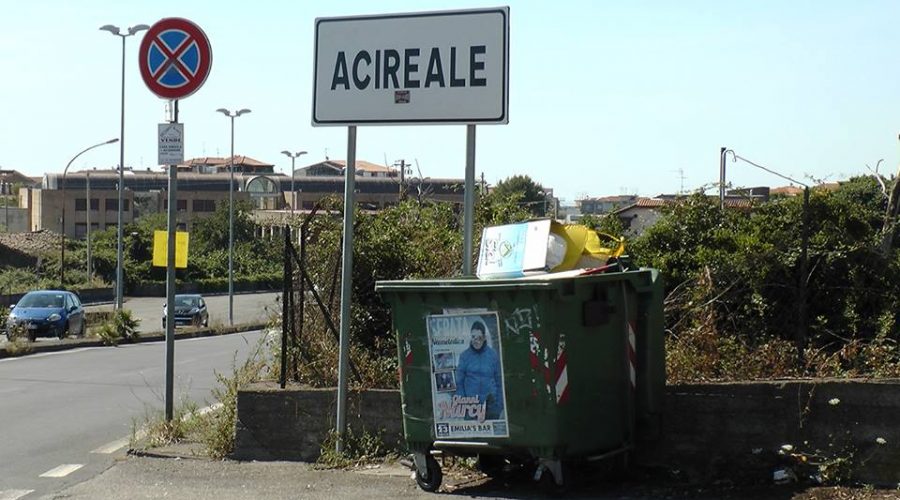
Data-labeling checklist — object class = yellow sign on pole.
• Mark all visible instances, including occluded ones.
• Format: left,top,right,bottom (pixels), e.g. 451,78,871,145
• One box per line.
152,230,190,268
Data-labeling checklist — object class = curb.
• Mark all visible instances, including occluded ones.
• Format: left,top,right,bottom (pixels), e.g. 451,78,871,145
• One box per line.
0,322,269,360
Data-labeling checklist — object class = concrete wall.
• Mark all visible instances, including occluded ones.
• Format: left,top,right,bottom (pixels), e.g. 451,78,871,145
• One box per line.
234,380,900,485
0,207,30,232
234,385,403,462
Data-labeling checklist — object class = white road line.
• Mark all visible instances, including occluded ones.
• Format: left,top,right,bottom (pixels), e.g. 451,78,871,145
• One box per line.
39,463,84,478
197,403,223,416
0,347,95,363
91,437,130,454
0,490,35,500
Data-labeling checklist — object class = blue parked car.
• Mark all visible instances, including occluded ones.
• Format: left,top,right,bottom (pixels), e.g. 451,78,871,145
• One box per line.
6,290,85,341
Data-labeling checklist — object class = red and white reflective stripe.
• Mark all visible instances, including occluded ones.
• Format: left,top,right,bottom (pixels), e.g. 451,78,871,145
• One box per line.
555,339,569,404
627,321,637,389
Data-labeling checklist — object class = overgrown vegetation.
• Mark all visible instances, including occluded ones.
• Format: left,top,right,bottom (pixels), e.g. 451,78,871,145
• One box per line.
197,345,269,459
316,427,402,469
627,177,900,380
131,399,202,450
277,174,900,386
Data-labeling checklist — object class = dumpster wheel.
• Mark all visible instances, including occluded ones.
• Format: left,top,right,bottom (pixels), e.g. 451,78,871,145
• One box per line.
414,454,443,492
477,454,507,477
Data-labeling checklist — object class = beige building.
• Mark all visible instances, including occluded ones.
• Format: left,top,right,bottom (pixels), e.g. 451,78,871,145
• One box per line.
29,170,252,237
19,157,467,239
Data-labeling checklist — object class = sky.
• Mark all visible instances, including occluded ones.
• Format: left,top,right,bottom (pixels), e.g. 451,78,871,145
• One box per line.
3,0,900,205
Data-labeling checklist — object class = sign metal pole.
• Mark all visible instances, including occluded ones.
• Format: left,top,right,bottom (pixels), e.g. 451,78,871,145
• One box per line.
86,172,92,286
463,125,476,276
165,100,179,421
336,125,357,453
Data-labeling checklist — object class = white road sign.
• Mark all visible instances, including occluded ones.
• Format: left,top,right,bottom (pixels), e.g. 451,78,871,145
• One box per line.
312,7,509,126
158,123,184,165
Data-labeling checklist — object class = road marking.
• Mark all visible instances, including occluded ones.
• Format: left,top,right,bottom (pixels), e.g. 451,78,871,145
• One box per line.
197,402,223,416
0,347,95,363
92,437,130,454
39,464,84,478
0,490,35,500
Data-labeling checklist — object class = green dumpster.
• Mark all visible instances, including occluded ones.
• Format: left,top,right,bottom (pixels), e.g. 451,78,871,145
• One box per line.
375,267,665,491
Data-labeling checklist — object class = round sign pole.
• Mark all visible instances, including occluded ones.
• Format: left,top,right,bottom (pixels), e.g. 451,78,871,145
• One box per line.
139,17,212,421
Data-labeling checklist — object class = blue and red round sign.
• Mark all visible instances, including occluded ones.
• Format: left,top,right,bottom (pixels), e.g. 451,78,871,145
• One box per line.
139,18,212,100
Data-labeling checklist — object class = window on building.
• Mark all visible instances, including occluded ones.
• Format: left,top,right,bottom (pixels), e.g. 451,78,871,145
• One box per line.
75,199,86,211
177,200,187,212
107,199,131,211
90,199,99,210
192,199,216,212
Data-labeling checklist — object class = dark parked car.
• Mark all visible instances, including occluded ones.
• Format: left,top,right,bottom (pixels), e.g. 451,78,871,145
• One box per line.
6,290,85,341
162,294,209,329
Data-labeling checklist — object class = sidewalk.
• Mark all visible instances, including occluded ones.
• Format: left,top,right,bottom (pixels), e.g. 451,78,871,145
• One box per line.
40,443,893,500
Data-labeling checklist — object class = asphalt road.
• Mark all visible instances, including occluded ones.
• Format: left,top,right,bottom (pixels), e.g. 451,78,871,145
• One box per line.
89,292,281,332
0,329,267,499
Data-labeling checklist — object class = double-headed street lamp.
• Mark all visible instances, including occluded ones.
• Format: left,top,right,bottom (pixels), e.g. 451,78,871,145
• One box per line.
216,108,251,326
100,23,149,311
280,150,307,216
60,138,119,288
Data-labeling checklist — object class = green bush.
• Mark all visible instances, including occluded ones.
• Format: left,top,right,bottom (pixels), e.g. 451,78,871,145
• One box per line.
96,309,141,346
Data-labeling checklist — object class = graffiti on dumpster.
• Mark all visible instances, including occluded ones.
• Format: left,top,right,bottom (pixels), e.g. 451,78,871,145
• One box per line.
504,306,540,336
427,312,510,439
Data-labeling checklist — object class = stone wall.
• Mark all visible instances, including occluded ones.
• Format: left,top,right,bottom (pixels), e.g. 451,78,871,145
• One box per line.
234,380,900,485
233,384,402,462
641,380,900,486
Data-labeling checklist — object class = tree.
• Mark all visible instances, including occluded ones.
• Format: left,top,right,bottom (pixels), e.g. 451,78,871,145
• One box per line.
191,200,258,255
492,175,549,217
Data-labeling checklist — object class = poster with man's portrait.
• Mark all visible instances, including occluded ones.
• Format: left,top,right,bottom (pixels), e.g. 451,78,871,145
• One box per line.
426,312,509,439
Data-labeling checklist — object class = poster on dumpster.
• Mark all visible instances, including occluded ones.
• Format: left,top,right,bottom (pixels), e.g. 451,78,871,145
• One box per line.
426,312,509,439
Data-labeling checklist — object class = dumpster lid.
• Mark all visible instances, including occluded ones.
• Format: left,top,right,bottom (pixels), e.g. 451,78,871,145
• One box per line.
375,267,654,292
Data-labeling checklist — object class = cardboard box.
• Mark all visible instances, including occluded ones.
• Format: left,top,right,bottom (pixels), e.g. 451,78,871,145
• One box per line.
476,219,559,279
476,219,625,280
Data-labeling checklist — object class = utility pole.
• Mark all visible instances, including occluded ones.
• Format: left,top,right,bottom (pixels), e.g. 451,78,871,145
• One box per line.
394,159,407,201
719,146,727,210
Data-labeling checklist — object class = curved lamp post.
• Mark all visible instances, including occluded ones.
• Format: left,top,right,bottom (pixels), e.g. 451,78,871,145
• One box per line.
722,149,810,366
100,23,149,310
216,108,251,326
280,150,307,216
60,138,119,288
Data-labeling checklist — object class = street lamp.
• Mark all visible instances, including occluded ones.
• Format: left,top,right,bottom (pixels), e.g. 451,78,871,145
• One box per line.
216,108,251,326
280,150,307,216
100,23,149,311
60,138,119,288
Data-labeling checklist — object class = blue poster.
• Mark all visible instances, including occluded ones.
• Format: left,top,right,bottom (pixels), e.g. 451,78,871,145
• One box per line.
426,312,509,439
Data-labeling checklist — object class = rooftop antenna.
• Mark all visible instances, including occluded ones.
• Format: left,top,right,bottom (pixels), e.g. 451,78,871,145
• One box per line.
325,148,329,160
672,168,687,194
